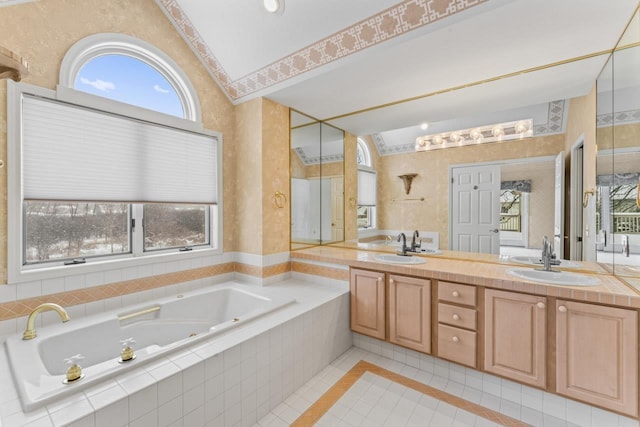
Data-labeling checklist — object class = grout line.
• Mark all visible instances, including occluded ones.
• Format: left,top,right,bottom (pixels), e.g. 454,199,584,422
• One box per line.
291,359,530,427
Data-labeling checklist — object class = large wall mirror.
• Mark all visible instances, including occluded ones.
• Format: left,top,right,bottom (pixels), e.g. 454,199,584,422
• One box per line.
596,9,640,280
290,110,345,249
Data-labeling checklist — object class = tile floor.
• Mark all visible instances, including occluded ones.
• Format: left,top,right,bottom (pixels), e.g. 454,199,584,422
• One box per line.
253,345,639,427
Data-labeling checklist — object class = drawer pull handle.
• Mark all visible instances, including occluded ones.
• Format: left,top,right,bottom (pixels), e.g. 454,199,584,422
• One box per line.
452,291,460,297
452,336,459,342
558,305,567,313
452,314,460,321
537,302,546,309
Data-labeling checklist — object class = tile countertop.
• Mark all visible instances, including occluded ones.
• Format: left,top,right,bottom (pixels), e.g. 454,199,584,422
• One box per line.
291,246,640,309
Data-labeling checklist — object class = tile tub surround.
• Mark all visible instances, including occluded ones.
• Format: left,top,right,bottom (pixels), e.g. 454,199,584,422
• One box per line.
0,278,352,426
0,251,293,328
292,246,640,308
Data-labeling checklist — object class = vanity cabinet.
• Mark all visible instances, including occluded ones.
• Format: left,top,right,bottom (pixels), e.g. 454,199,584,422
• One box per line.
350,269,386,339
437,281,477,368
484,289,547,388
556,300,638,417
388,274,431,353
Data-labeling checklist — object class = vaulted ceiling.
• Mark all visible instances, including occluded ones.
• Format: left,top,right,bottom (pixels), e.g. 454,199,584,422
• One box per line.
158,0,637,136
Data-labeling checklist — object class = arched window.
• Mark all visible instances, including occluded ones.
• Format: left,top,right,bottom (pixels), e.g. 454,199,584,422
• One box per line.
59,33,201,121
8,34,219,283
357,137,372,167
357,137,376,230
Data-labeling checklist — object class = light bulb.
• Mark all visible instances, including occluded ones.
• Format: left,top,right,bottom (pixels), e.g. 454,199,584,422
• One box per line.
263,0,281,13
420,122,429,131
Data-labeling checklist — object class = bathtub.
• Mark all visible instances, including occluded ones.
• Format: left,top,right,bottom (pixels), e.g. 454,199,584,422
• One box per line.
5,283,295,412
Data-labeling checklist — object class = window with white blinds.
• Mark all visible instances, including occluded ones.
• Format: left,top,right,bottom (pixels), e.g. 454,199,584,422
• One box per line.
22,95,218,204
358,169,377,207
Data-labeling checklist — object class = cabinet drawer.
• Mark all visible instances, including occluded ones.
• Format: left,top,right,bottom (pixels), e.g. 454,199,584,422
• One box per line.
438,324,477,368
438,303,477,330
438,281,476,306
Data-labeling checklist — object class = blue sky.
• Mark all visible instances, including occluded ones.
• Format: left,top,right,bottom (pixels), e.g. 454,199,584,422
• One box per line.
75,55,184,118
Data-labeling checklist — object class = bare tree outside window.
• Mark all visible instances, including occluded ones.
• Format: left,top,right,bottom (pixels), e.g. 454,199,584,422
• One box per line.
24,202,129,263
143,204,208,251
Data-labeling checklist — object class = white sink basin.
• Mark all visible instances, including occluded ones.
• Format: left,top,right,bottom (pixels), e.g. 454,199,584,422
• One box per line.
510,256,581,268
373,254,426,265
507,268,600,286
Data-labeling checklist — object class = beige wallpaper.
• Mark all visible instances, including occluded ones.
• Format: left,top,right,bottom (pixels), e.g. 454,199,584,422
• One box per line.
305,161,344,178
563,88,596,256
375,133,566,249
344,132,358,241
234,98,264,254
261,98,290,255
598,122,640,152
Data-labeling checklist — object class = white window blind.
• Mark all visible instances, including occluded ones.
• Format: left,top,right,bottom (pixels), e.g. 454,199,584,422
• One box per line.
22,95,217,204
358,169,377,206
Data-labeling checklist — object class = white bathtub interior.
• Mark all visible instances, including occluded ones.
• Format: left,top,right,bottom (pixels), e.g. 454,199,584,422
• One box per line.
5,284,295,412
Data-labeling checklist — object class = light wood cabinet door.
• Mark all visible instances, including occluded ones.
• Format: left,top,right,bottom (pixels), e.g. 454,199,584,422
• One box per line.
484,289,546,388
388,275,431,353
350,269,386,339
556,300,638,417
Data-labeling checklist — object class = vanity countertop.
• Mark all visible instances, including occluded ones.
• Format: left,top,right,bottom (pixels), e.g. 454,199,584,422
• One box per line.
291,246,640,309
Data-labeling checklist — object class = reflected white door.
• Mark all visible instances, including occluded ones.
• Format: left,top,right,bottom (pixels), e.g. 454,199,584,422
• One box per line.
554,151,565,259
451,164,501,254
331,177,344,241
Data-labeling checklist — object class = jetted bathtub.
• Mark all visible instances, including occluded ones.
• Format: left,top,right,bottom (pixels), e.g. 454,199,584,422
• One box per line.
5,282,295,412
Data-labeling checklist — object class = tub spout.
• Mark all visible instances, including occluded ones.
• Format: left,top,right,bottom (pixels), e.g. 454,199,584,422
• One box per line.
22,303,70,340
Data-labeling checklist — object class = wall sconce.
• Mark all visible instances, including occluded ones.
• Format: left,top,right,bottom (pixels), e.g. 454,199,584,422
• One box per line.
583,189,595,208
398,173,418,195
415,119,533,152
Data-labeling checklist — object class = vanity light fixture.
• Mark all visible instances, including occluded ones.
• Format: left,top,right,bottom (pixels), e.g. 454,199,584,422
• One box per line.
415,119,533,152
263,0,284,14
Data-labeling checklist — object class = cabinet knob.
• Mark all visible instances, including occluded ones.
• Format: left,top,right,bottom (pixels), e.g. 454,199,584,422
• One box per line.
558,305,567,313
537,302,546,309
452,291,460,297
452,314,460,321
452,336,459,343
389,279,394,285
377,277,383,284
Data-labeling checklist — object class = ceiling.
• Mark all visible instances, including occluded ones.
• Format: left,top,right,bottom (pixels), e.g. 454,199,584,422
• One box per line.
159,0,638,137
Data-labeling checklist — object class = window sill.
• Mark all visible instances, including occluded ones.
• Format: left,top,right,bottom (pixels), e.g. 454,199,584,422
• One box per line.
9,247,223,285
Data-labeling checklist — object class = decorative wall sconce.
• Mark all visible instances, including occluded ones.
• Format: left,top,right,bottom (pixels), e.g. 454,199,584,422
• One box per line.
398,173,418,195
0,46,29,82
415,119,533,152
583,189,595,208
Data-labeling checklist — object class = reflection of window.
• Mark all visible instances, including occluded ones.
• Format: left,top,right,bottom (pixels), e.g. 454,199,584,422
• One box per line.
357,138,376,229
500,190,522,232
357,137,371,167
606,184,640,234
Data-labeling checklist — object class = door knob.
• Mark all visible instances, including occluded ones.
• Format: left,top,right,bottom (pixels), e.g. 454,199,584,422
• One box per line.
489,229,499,233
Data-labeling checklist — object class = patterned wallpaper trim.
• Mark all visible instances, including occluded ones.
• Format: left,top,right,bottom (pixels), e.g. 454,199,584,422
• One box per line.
597,109,640,127
156,0,488,102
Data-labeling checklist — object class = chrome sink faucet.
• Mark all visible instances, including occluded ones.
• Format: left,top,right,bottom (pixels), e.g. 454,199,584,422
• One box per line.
537,236,558,272
622,235,630,257
397,233,409,256
410,230,421,252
